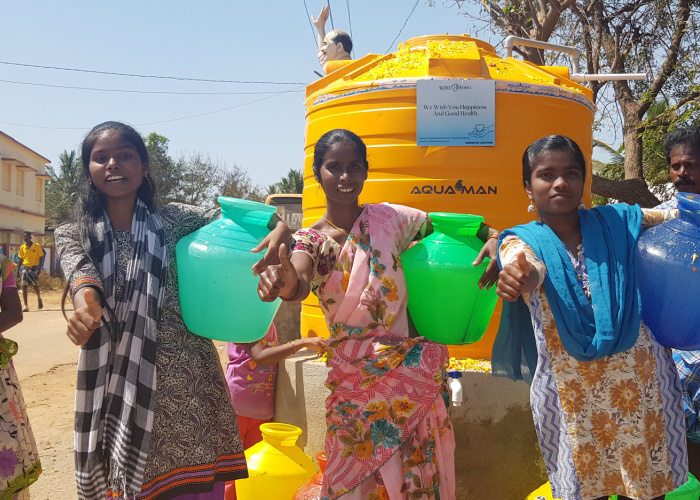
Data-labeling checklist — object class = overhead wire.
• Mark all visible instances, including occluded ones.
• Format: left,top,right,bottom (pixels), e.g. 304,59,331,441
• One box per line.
0,85,306,130
301,0,320,46
0,78,304,95
327,0,335,30
384,0,420,54
0,60,306,85
346,0,354,58
137,85,306,126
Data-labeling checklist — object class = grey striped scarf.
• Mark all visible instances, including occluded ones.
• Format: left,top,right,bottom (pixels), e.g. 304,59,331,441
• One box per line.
75,199,168,499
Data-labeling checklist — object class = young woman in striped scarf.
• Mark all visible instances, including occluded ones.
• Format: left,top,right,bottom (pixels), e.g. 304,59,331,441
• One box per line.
57,121,291,500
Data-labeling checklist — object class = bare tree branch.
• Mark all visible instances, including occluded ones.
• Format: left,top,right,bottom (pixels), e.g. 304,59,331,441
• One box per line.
591,175,660,207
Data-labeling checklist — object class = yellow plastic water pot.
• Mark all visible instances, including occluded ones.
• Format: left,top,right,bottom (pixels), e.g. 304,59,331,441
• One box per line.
302,34,594,359
235,423,317,500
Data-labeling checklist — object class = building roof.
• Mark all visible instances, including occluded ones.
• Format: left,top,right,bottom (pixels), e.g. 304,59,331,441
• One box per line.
0,130,50,163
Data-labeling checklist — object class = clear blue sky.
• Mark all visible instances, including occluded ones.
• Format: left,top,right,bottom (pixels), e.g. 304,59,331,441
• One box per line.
3,1,574,189
0,1,491,187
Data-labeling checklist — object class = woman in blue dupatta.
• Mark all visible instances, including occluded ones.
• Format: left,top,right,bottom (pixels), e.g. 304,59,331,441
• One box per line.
494,135,687,500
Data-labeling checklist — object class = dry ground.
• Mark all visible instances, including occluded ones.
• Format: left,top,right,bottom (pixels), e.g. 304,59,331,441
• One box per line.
10,289,229,499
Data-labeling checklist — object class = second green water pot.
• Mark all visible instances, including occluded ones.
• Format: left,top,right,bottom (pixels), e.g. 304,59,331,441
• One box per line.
402,212,498,345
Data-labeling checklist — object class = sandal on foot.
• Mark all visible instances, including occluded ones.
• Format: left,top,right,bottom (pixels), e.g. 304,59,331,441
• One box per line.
22,307,29,312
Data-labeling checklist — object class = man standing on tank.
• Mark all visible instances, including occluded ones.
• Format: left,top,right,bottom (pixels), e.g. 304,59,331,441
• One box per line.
311,5,352,73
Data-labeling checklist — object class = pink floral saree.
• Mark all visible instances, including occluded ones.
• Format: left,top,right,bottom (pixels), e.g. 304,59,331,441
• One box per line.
292,204,455,500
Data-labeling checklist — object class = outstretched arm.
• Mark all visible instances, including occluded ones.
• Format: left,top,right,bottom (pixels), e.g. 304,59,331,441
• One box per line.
496,251,540,302
245,336,327,366
0,273,22,333
251,215,293,276
257,244,313,303
641,207,679,230
473,225,500,290
311,5,329,49
55,223,104,345
66,287,103,346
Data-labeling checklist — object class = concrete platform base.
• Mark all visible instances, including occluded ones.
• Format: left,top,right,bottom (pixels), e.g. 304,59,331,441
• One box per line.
274,354,547,499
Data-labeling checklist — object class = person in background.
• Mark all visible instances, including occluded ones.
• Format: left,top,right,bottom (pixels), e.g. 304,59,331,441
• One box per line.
56,121,291,500
17,231,44,312
0,251,42,499
257,128,500,499
311,5,352,73
224,323,326,499
656,127,700,210
495,134,687,500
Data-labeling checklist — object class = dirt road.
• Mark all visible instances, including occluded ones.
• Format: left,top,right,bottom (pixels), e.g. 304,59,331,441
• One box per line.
11,289,229,499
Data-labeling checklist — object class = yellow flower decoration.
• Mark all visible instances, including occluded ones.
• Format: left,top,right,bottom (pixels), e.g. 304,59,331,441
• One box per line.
412,446,423,464
354,440,374,459
380,275,399,301
391,396,417,416
365,400,389,421
340,271,350,292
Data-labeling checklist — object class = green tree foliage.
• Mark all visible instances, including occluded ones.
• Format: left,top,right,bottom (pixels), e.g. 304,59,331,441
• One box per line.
44,134,265,222
145,133,180,205
220,164,266,202
594,98,700,205
268,168,304,195
172,152,222,207
448,0,700,206
45,150,81,224
173,152,265,206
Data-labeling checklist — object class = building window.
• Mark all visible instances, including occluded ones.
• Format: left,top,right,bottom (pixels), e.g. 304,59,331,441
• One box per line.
36,179,43,202
16,171,24,196
1,164,10,192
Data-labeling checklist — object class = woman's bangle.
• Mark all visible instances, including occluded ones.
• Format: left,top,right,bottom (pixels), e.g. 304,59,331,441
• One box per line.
291,339,301,354
487,232,500,240
281,278,304,302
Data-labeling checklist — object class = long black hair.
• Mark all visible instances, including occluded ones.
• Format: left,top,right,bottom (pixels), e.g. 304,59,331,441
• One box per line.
663,127,700,163
61,121,157,321
522,134,586,187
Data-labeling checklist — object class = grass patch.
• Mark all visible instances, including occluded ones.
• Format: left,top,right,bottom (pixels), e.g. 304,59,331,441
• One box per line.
38,272,65,291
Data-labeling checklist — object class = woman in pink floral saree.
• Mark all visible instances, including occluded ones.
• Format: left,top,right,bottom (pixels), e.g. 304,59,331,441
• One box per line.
291,201,454,500
258,130,497,499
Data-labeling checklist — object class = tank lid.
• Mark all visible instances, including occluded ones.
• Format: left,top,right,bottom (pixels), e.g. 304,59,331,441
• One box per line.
306,34,592,103
399,34,496,54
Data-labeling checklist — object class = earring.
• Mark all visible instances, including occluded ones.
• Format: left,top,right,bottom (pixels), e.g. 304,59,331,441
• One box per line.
527,201,535,213
578,202,585,209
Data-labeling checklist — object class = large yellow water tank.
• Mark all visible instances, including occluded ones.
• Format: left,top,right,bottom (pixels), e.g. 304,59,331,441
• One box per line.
302,34,594,359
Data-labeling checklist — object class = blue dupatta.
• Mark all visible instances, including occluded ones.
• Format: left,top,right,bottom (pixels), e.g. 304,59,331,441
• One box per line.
492,203,643,382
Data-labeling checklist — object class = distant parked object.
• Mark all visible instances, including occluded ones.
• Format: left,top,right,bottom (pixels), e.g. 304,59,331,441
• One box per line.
265,194,302,231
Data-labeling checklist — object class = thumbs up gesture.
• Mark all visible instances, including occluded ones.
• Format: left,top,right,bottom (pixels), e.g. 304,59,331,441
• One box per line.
257,244,302,302
66,287,103,346
496,251,533,302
